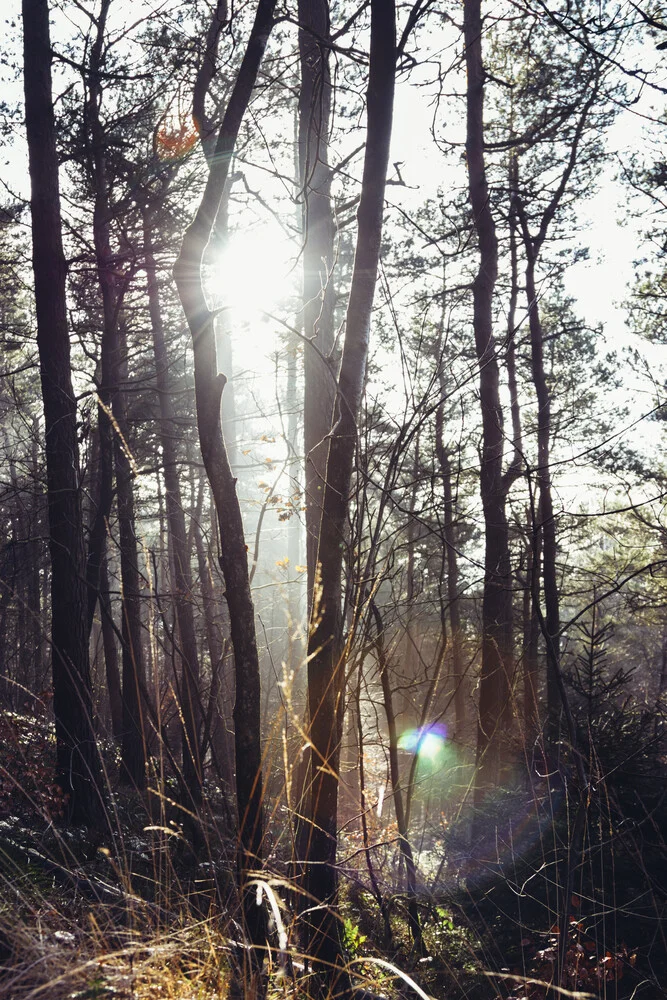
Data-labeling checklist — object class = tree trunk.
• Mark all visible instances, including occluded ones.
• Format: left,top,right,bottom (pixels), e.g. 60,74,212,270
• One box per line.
81,4,146,788
22,0,103,826
305,0,396,983
192,497,234,791
298,0,337,607
525,258,561,723
464,0,514,810
113,323,147,789
100,552,123,740
145,210,202,814
403,437,420,685
434,378,465,737
173,0,277,965
84,0,120,638
371,601,423,953
522,529,541,734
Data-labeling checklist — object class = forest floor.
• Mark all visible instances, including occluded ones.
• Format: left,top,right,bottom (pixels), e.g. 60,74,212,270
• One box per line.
0,710,662,1000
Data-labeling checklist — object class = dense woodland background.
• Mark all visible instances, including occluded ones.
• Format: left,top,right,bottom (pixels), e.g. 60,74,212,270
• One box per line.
0,0,666,997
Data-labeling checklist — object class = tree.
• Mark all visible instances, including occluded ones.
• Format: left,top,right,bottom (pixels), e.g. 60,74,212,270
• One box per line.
298,0,337,604
22,0,103,826
173,0,278,972
464,0,515,809
304,0,396,984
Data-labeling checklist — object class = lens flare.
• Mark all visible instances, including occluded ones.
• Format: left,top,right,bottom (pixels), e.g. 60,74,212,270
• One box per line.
155,96,198,162
398,722,447,759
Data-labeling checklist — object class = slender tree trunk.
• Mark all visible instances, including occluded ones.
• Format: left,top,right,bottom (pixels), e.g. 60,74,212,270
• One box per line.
22,0,103,825
298,0,337,607
286,332,302,654
0,558,14,707
84,0,119,638
403,437,420,684
434,387,465,737
522,530,540,733
113,323,147,789
513,84,596,729
305,1,396,983
145,210,202,814
464,0,514,810
29,421,45,689
100,553,123,740
173,0,277,965
525,257,561,722
371,602,423,953
82,4,146,787
11,454,32,698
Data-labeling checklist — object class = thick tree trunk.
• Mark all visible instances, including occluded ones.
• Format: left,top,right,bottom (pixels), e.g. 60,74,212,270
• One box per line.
298,0,337,606
464,0,514,810
304,1,396,983
192,497,234,791
22,0,103,826
173,0,277,964
145,211,202,813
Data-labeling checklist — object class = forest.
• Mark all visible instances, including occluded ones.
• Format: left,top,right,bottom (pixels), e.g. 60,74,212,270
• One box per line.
0,0,665,997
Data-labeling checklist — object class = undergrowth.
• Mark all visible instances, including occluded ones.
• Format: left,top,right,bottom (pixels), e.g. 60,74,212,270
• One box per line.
0,700,665,1000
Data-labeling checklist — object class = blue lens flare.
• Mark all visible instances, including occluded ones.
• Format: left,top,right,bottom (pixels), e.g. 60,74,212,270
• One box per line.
398,722,448,758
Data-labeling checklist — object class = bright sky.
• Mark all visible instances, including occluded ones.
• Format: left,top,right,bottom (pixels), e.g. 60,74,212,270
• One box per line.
2,0,667,490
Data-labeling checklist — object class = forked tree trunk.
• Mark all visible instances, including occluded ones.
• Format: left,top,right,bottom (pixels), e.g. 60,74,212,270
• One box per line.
305,0,396,984
22,0,103,826
173,0,277,965
464,0,514,812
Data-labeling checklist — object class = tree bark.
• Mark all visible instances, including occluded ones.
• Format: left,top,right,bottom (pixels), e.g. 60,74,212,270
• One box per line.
100,553,123,740
434,362,465,737
22,0,103,825
192,493,235,791
305,0,396,982
84,0,120,638
464,0,514,810
522,528,541,733
173,0,278,964
113,322,147,789
298,0,337,607
81,2,146,788
145,209,202,814
371,601,423,953
524,257,561,722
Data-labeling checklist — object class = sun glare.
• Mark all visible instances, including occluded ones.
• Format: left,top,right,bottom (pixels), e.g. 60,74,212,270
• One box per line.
214,224,298,318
